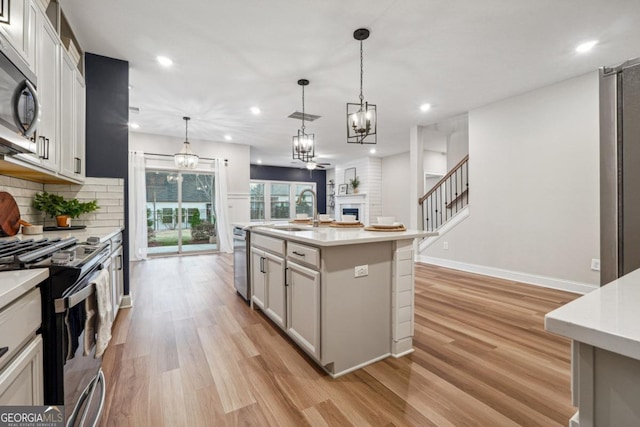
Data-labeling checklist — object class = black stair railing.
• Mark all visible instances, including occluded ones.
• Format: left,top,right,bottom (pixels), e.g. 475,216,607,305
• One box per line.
419,155,469,232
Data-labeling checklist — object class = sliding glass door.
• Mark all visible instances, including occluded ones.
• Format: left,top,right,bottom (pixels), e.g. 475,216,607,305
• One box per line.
146,170,217,255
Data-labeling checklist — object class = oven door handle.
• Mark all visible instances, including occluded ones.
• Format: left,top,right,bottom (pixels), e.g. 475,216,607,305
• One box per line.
54,281,97,314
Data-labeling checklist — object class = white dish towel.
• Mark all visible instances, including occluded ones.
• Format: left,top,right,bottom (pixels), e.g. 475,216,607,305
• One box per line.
92,269,113,358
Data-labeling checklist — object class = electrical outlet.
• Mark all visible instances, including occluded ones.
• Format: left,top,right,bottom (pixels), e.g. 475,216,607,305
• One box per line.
591,259,601,271
443,241,449,250
355,265,368,278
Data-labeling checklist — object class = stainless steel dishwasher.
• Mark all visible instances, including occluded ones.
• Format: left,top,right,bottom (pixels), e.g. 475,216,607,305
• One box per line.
233,225,251,302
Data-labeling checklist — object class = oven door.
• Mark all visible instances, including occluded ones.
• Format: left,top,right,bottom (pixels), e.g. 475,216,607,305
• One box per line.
55,268,106,427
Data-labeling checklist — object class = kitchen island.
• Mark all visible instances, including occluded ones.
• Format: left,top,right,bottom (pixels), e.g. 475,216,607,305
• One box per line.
545,268,640,427
249,224,433,377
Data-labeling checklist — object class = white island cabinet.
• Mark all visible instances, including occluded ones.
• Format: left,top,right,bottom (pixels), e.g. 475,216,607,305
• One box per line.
250,225,433,377
545,268,640,427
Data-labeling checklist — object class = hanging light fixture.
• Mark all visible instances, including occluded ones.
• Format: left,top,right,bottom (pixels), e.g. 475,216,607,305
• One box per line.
347,28,377,145
292,79,315,163
174,116,199,168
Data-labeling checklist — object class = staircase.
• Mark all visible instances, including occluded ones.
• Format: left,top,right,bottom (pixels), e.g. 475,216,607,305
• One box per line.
419,155,469,233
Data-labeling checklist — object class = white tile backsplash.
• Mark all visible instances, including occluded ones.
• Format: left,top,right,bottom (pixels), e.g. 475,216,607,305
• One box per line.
0,176,45,225
1,175,125,229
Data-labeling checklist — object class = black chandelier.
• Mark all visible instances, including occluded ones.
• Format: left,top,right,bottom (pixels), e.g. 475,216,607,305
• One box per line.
347,28,377,145
292,78,315,162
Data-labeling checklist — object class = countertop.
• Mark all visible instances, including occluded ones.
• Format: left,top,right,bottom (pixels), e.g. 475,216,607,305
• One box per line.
545,267,640,361
0,269,48,309
0,227,123,244
250,224,435,247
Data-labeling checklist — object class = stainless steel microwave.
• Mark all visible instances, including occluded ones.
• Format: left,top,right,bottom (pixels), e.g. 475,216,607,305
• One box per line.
0,33,39,156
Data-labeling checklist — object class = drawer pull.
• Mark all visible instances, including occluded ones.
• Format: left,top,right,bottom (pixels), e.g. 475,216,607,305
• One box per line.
0,346,8,358
292,251,306,257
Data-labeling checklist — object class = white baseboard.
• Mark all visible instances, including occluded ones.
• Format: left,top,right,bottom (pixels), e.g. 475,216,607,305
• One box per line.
120,294,133,308
416,255,597,294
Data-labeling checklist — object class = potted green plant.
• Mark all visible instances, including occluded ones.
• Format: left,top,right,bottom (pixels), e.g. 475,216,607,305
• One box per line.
32,192,99,227
349,176,361,194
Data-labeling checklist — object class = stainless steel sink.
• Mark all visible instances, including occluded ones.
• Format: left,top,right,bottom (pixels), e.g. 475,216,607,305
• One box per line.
272,225,306,231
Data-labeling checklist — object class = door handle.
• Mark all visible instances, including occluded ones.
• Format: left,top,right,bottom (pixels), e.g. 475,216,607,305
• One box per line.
285,267,289,287
260,257,265,273
74,157,81,174
45,138,50,160
38,136,45,158
0,346,8,358
292,251,306,257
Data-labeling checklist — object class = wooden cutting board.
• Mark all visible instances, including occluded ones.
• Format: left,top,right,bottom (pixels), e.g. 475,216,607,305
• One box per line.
0,192,22,236
329,222,364,228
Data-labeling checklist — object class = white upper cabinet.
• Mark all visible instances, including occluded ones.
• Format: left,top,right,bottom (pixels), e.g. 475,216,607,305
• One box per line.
0,0,37,70
34,8,59,171
59,47,85,179
0,0,85,183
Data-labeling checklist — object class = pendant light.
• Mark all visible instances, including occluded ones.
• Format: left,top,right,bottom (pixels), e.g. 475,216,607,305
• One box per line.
292,79,315,163
174,116,199,168
347,28,377,145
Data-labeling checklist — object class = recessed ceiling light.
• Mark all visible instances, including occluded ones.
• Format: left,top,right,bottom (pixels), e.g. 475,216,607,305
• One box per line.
369,148,376,154
420,103,431,112
129,122,140,129
576,40,598,53
224,134,232,141
257,159,262,164
156,56,173,67
250,107,261,115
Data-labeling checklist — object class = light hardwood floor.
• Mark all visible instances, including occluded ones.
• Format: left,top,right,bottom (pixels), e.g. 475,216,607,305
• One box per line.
99,254,579,426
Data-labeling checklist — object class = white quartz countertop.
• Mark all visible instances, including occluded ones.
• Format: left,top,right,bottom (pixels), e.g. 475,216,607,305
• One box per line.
0,269,48,309
545,268,640,361
0,227,122,244
251,224,435,247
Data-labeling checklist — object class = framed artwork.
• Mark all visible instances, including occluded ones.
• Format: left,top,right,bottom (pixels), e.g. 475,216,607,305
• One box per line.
338,184,348,195
344,167,356,184
0,1,9,24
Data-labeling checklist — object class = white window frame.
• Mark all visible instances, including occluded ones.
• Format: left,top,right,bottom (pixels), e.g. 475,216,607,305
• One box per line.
250,179,316,221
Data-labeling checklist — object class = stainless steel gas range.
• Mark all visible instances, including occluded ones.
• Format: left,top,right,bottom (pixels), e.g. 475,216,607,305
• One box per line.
0,236,110,426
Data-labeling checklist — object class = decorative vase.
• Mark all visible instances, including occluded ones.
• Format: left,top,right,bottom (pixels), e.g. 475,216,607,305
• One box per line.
56,215,71,227
354,188,359,194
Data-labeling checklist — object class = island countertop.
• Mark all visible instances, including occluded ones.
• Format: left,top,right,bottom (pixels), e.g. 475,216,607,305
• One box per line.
545,267,640,361
0,269,49,309
251,224,435,247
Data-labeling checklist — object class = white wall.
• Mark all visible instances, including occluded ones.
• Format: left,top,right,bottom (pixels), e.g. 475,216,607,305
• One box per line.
423,150,447,175
381,152,411,226
447,128,469,170
129,132,251,224
422,71,600,287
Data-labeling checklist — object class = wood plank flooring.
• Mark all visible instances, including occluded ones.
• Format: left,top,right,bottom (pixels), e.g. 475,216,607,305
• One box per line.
99,255,579,426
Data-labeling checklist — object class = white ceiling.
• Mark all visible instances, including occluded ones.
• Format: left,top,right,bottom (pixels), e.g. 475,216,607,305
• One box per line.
60,0,640,168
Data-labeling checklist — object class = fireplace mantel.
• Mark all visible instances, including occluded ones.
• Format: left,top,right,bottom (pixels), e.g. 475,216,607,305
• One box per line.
335,193,368,223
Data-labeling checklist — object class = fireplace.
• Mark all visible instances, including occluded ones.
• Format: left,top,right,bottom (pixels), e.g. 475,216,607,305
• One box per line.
342,208,359,221
335,193,368,223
